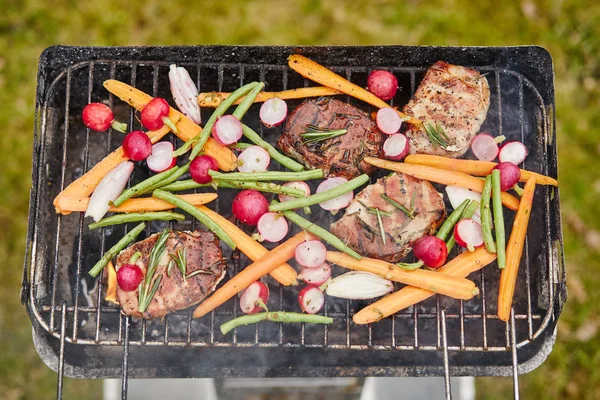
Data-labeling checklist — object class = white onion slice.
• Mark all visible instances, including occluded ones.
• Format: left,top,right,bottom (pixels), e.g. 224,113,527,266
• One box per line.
147,141,175,173
376,107,402,134
383,133,409,161
326,271,394,300
237,145,270,173
295,240,327,268
259,98,288,128
445,186,482,224
499,141,528,165
85,161,134,222
298,263,331,286
168,64,201,124
257,212,289,243
278,181,311,203
316,177,353,211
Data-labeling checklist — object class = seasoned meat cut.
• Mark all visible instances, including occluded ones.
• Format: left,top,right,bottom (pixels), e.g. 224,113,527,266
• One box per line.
404,61,490,158
116,230,226,319
330,173,446,262
277,98,383,179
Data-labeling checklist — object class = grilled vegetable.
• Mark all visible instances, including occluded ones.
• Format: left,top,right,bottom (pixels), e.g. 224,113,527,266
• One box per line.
82,102,127,133
232,190,269,226
85,161,134,222
499,141,528,165
298,286,325,314
141,98,179,133
198,86,341,107
260,97,288,128
412,236,448,269
295,240,327,268
367,70,398,101
220,311,332,335
325,271,394,300
147,142,176,173
256,212,289,243
190,155,219,184
212,115,243,145
239,281,270,314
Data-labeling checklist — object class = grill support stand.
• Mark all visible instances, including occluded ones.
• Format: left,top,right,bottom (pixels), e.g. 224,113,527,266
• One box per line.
121,316,131,400
57,302,67,400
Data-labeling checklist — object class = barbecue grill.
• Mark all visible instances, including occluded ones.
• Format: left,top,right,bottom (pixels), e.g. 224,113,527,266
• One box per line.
22,45,565,399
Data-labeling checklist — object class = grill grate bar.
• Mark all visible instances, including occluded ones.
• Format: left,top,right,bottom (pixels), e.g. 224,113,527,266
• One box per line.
121,316,130,400
441,309,451,400
56,302,67,400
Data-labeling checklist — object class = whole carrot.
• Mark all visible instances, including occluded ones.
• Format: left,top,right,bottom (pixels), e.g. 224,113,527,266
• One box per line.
197,86,341,107
497,177,536,322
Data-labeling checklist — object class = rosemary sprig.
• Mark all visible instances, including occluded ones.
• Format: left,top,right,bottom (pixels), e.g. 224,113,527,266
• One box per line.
424,122,450,149
166,259,174,278
375,209,386,245
138,228,170,313
301,124,347,144
170,247,187,281
185,269,213,279
357,200,392,216
380,193,415,219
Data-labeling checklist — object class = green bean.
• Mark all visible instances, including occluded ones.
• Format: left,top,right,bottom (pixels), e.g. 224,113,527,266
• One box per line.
89,222,146,277
112,166,180,207
88,211,185,230
180,82,259,160
481,175,497,254
160,179,305,197
152,190,236,250
241,124,305,172
232,82,265,120
220,311,333,335
491,169,506,269
140,162,191,195
273,200,361,260
235,142,252,150
209,169,323,182
269,174,369,212
446,199,480,253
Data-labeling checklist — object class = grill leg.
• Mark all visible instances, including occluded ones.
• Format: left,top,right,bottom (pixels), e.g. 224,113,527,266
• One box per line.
510,309,520,399
121,316,130,400
56,302,67,400
441,309,452,400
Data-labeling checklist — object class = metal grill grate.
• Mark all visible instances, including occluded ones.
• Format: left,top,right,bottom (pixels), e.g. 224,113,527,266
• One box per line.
23,46,564,400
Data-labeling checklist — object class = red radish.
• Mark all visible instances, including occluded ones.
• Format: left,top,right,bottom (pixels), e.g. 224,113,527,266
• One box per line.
141,98,178,133
454,219,484,251
232,190,269,226
239,281,269,314
257,212,289,243
295,240,327,268
367,70,398,101
499,141,528,165
413,235,448,269
146,141,176,173
383,133,410,161
493,162,522,191
116,264,144,291
122,130,152,161
82,103,127,133
298,286,325,314
211,115,243,145
278,181,311,203
316,177,353,211
259,97,288,128
190,155,219,184
376,107,403,134
298,263,331,286
237,145,270,173
471,133,499,161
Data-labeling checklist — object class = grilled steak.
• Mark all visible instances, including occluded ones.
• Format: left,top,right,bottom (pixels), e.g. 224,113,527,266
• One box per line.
330,173,445,262
404,61,490,158
116,230,226,319
277,98,383,179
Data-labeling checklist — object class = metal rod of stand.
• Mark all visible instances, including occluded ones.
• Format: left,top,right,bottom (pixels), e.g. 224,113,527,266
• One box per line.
441,308,452,400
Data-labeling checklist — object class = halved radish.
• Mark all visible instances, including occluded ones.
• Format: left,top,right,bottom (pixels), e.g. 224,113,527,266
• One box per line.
298,263,331,286
445,186,482,224
454,219,484,251
298,286,325,314
260,98,288,128
239,281,270,314
212,115,243,145
499,141,528,165
383,133,409,161
257,212,289,243
147,141,176,173
376,107,403,134
278,181,311,203
493,162,522,191
471,133,499,161
295,240,327,268
237,145,270,173
316,177,353,211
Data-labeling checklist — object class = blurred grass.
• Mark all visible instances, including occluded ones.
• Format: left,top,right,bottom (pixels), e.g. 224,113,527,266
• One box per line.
1,0,598,398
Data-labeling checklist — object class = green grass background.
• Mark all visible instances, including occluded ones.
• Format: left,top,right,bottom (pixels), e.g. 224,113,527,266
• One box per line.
1,0,599,398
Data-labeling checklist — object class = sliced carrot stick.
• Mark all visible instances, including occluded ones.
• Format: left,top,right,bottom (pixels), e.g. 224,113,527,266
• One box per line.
52,123,176,214
364,157,520,210
404,154,558,186
193,231,313,318
197,205,298,287
326,252,478,300
56,193,217,214
105,261,119,305
103,79,236,171
497,177,536,322
288,54,421,126
353,247,497,324
197,86,341,107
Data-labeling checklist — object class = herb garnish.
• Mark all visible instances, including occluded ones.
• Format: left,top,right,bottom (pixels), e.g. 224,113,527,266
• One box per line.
301,124,347,144
380,193,415,219
138,228,170,313
170,247,187,281
424,122,450,149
